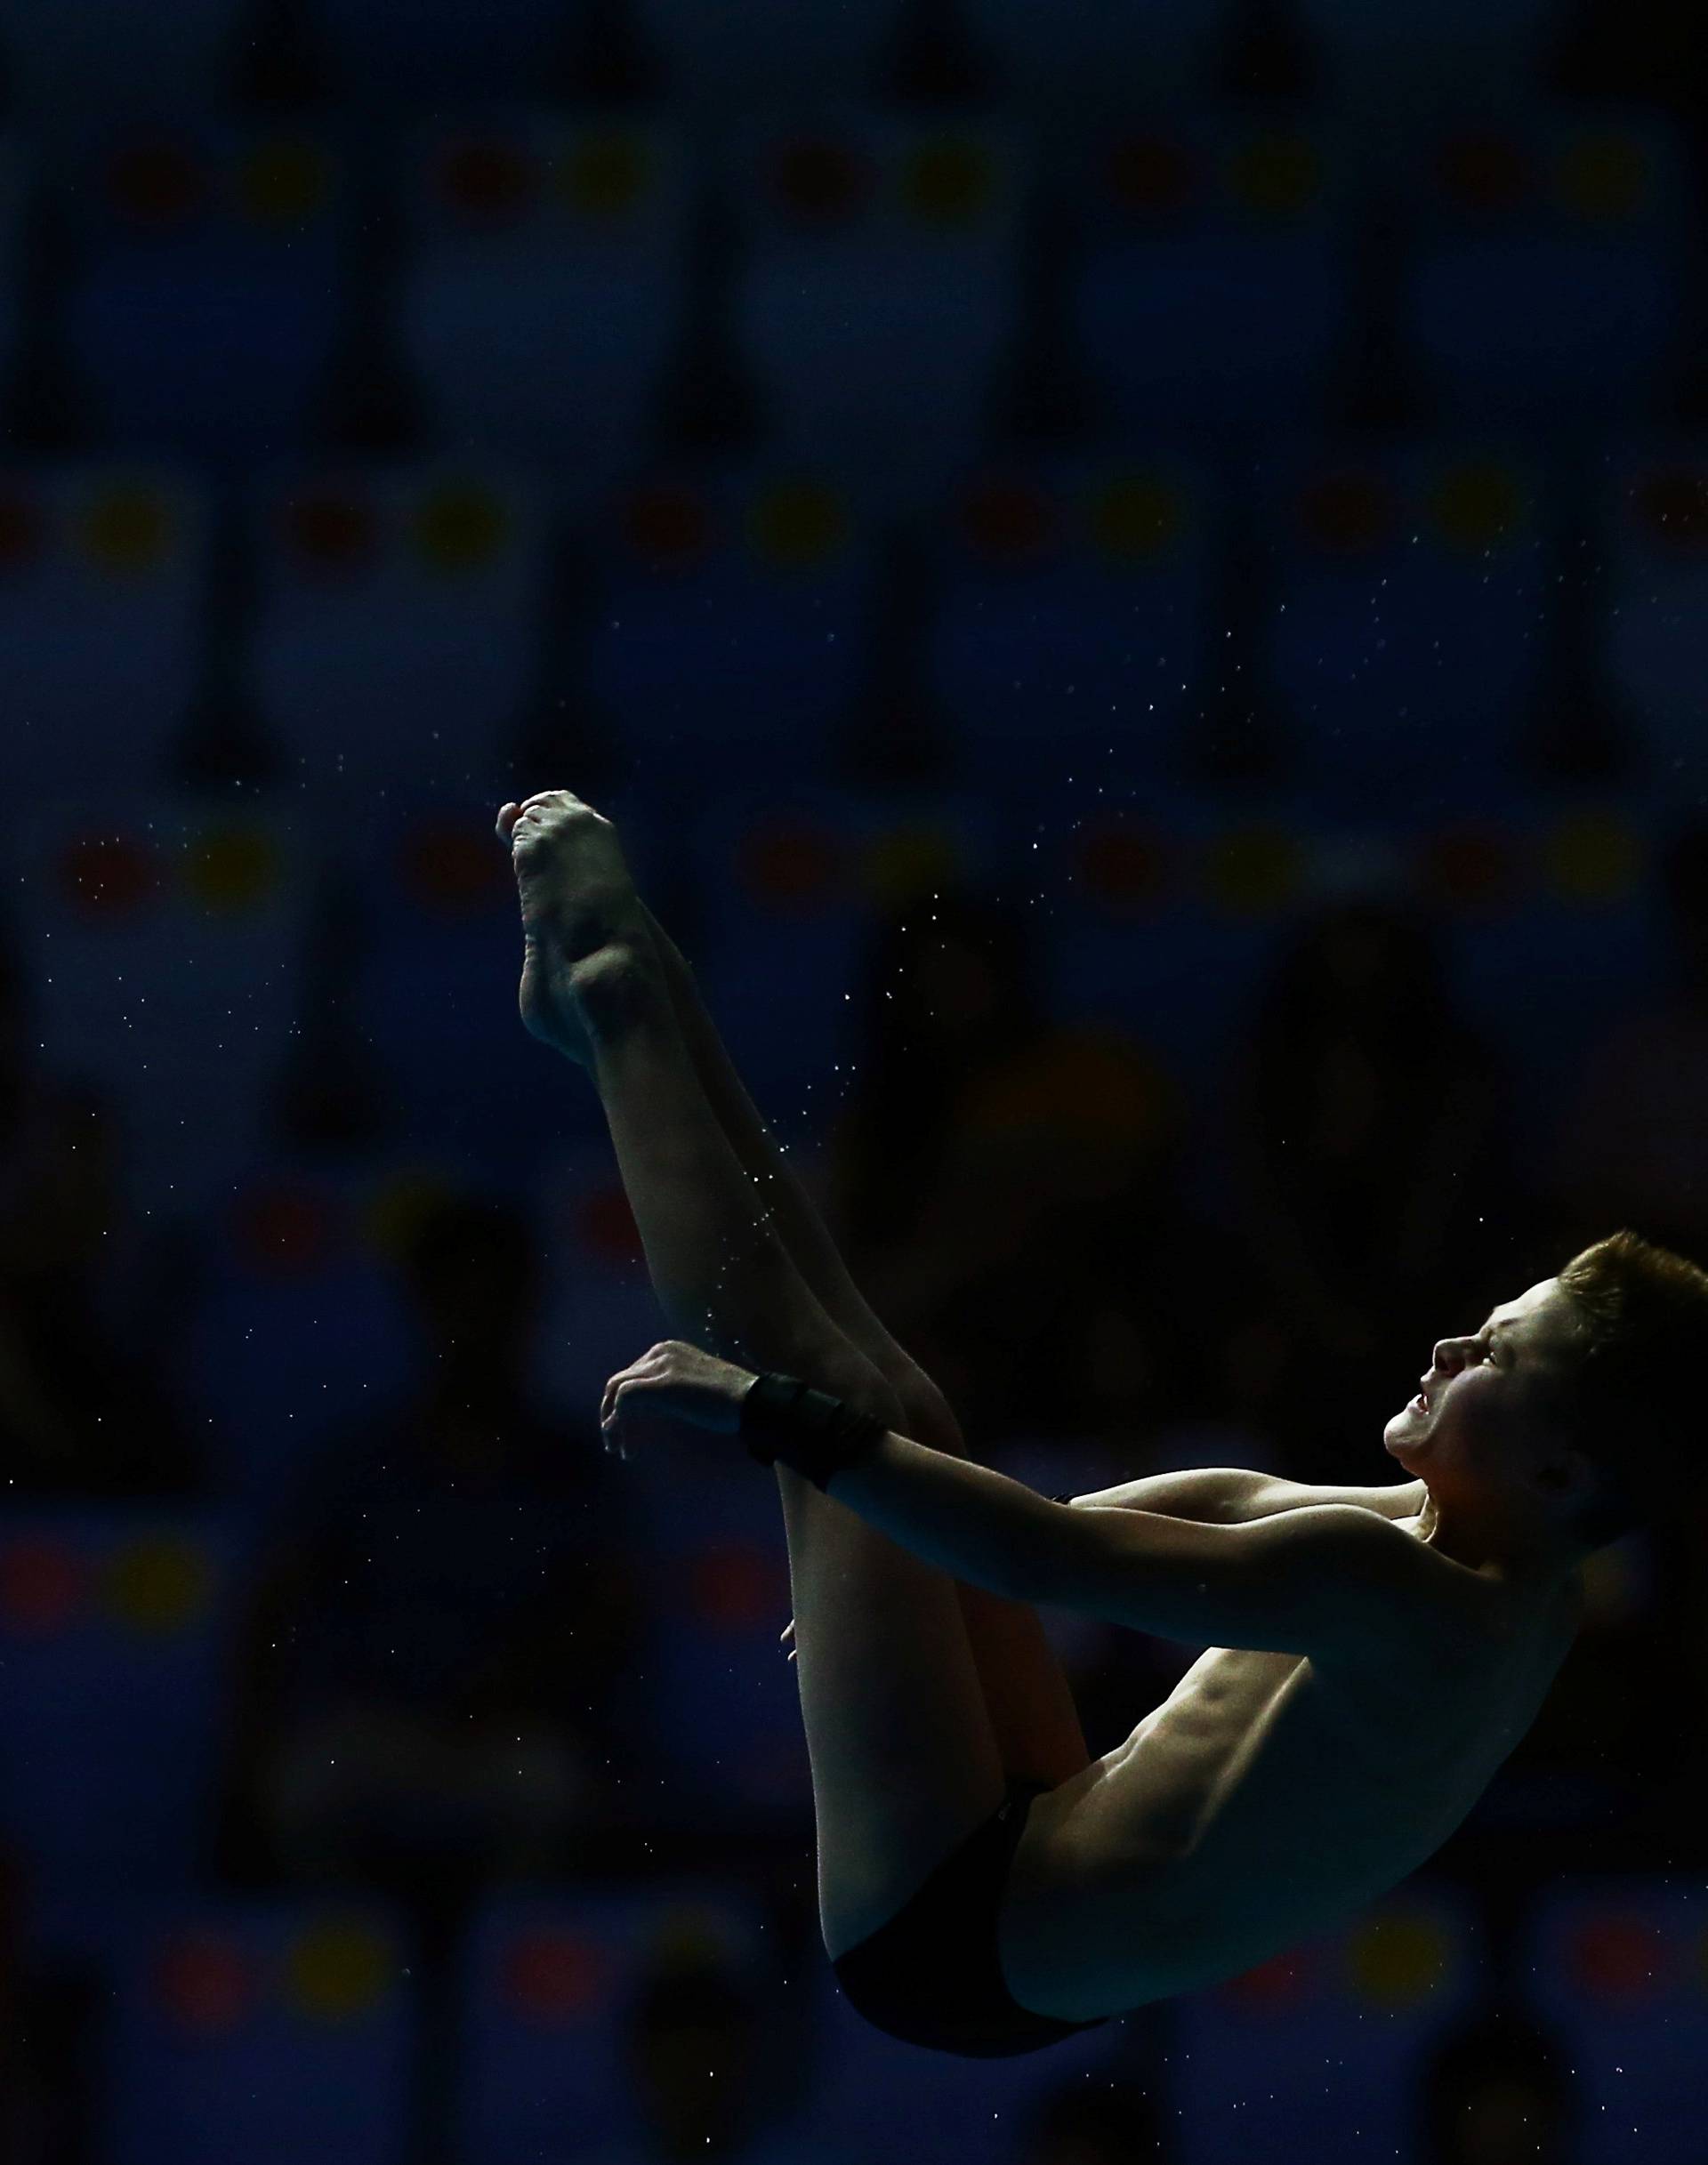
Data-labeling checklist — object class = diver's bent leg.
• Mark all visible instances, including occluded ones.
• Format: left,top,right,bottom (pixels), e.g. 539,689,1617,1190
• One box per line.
640,905,1089,1786
577,945,1008,1956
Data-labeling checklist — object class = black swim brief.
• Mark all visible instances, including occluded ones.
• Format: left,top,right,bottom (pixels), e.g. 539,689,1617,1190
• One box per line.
830,1775,1113,2058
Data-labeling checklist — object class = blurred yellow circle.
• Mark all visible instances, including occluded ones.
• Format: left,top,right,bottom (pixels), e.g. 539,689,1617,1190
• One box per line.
1206,824,1301,913
1229,133,1321,219
183,825,280,913
415,482,510,571
557,130,650,217
1543,809,1642,904
360,1167,463,1262
1088,474,1182,562
1346,1911,1453,2005
1558,131,1650,223
81,485,173,574
901,138,993,227
105,1537,210,1635
1429,462,1527,551
288,1920,393,2022
238,137,334,226
747,479,846,567
861,822,964,908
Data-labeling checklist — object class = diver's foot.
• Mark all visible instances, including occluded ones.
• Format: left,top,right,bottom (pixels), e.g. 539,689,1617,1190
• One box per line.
496,792,653,1066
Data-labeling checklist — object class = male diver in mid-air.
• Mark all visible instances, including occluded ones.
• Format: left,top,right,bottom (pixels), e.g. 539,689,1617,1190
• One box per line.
495,787,1696,2059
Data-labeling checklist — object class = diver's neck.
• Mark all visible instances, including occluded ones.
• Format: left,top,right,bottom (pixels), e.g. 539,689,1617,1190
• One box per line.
1415,1489,1578,1597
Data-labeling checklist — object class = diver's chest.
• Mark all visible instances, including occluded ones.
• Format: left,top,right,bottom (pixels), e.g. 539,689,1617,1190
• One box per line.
1108,1641,1505,1864
1001,1645,1512,2019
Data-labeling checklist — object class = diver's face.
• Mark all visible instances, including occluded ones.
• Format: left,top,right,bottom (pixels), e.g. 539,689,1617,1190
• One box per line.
1383,1277,1577,1501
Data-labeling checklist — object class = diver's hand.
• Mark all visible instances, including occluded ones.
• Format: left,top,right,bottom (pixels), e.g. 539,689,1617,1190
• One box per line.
600,1340,759,1459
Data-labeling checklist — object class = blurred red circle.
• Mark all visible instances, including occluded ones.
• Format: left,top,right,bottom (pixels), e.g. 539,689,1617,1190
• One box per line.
504,1931,607,2024
154,1930,255,2036
0,1539,86,1635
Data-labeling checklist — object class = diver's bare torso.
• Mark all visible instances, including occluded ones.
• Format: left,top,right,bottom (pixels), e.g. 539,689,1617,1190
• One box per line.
995,1514,1584,2023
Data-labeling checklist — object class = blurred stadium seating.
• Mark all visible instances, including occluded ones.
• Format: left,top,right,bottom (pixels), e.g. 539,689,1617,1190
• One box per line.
667,778,1009,1114
102,1897,415,2165
307,0,592,106
0,1513,242,1965
0,467,213,800
1599,439,1708,780
1066,113,1356,436
1520,1876,1708,2165
5,796,310,1216
725,115,1031,519
924,449,1221,795
1257,438,1553,806
454,1883,777,2162
1396,108,1690,430
805,1928,1126,2165
60,125,350,471
963,0,1237,122
581,460,882,788
633,0,906,125
245,463,551,801
0,8,1701,2159
173,1155,424,1523
611,1432,809,1829
394,118,691,510
1293,0,1574,113
0,0,253,130
1169,1882,1485,2165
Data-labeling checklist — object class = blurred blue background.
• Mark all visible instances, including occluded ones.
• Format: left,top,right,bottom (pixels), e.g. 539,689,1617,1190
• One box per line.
2,0,1708,2159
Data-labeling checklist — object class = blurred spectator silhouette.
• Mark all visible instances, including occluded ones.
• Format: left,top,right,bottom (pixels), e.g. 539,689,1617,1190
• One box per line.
823,884,1237,1446
1543,818,1708,1852
1458,1493,1686,1878
0,925,204,1498
216,1195,644,1906
1229,889,1527,1484
0,1847,26,2161
1549,820,1708,1264
1417,2003,1575,2165
584,1948,809,2165
1551,0,1708,148
825,885,1045,1273
1012,2072,1168,2164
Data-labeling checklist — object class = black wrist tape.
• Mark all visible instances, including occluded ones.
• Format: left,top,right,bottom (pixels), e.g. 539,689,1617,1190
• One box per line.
740,1372,890,1493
